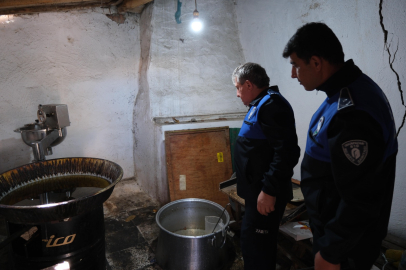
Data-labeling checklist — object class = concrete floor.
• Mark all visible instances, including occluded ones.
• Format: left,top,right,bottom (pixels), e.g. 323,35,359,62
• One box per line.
103,178,163,270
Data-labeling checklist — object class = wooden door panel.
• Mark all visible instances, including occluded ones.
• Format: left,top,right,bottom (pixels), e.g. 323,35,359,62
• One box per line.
165,127,232,208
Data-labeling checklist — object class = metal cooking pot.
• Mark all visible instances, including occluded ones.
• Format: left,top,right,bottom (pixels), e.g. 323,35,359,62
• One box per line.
155,198,230,270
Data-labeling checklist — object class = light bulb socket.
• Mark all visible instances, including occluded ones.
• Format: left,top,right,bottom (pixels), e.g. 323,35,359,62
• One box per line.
193,9,199,18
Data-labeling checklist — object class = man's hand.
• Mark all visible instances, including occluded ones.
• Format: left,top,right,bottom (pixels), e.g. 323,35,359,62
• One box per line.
315,252,340,270
257,191,276,216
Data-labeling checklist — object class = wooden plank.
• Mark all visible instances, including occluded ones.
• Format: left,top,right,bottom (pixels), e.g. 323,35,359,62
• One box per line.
165,127,232,208
384,234,406,249
0,3,99,14
291,178,300,185
118,0,152,13
382,239,406,251
118,3,143,13
118,0,151,9
221,183,245,206
0,0,151,15
0,0,98,9
220,178,301,207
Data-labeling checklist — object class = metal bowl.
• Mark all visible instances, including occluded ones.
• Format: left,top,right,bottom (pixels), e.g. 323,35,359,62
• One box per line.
14,123,67,147
0,157,123,224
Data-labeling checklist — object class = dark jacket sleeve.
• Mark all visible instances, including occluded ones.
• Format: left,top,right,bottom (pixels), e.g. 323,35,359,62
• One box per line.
257,95,300,197
319,109,386,264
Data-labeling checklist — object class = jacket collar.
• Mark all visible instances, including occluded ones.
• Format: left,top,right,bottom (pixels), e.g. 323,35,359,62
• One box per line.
316,59,363,98
249,85,279,107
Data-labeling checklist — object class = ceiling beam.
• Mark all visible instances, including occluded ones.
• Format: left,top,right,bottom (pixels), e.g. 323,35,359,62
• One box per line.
0,0,153,15
0,0,101,9
118,0,152,14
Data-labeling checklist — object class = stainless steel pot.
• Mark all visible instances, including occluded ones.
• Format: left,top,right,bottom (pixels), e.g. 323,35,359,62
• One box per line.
155,198,230,270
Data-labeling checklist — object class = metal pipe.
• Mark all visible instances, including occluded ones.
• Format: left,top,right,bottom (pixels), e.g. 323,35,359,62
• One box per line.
31,129,62,162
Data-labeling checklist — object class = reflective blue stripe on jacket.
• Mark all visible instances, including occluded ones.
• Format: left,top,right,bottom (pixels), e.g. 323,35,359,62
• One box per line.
306,74,398,163
239,89,291,139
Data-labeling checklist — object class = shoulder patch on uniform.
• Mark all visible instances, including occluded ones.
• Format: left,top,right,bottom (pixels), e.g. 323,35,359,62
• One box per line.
338,87,355,110
342,140,368,166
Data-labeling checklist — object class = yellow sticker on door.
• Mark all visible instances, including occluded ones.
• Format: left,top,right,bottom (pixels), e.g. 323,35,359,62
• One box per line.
217,152,224,162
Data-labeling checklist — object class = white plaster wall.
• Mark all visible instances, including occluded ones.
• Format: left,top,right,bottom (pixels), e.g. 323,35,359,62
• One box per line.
148,0,246,117
0,10,140,179
134,0,246,204
381,0,406,239
235,0,406,238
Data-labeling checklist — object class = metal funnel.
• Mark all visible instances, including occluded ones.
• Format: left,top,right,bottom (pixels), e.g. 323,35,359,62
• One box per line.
14,123,67,147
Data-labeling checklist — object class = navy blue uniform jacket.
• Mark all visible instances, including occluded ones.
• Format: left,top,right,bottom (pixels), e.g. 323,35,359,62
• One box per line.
234,86,300,200
301,60,398,264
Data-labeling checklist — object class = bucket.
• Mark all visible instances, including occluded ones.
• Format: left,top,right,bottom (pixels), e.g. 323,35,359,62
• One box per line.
155,198,230,270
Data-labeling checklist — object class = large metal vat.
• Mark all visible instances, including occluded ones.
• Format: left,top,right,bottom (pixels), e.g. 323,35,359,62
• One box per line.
0,157,123,270
0,157,123,224
155,198,230,270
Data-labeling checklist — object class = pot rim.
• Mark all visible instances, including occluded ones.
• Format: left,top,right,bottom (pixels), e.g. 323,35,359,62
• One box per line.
155,198,229,238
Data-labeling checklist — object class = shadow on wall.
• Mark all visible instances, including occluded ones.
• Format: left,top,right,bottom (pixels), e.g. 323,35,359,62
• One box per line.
0,138,32,173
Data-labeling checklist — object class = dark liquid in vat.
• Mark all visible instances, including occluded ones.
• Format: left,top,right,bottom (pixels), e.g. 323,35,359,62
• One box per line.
0,175,111,206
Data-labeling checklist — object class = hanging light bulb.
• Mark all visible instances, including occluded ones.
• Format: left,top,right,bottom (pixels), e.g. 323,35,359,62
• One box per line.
191,0,202,32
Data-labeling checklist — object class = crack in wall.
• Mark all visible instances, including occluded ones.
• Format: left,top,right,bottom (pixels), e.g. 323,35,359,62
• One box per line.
379,0,406,137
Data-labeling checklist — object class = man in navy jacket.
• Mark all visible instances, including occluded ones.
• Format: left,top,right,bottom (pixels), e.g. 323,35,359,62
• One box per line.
283,22,398,270
232,63,300,270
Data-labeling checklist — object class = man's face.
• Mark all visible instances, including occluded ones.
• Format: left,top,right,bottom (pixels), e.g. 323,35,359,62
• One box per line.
234,79,252,106
289,52,320,91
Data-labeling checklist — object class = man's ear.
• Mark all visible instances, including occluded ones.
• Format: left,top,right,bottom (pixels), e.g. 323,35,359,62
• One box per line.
310,56,322,72
245,80,253,90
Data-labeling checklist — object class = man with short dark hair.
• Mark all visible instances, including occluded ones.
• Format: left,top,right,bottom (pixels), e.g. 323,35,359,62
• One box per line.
232,62,300,270
283,22,398,270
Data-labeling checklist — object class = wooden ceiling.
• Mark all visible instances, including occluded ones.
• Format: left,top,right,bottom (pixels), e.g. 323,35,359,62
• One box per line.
0,0,153,15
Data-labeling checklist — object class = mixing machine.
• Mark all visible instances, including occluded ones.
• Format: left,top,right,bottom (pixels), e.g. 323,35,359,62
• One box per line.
14,104,70,162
